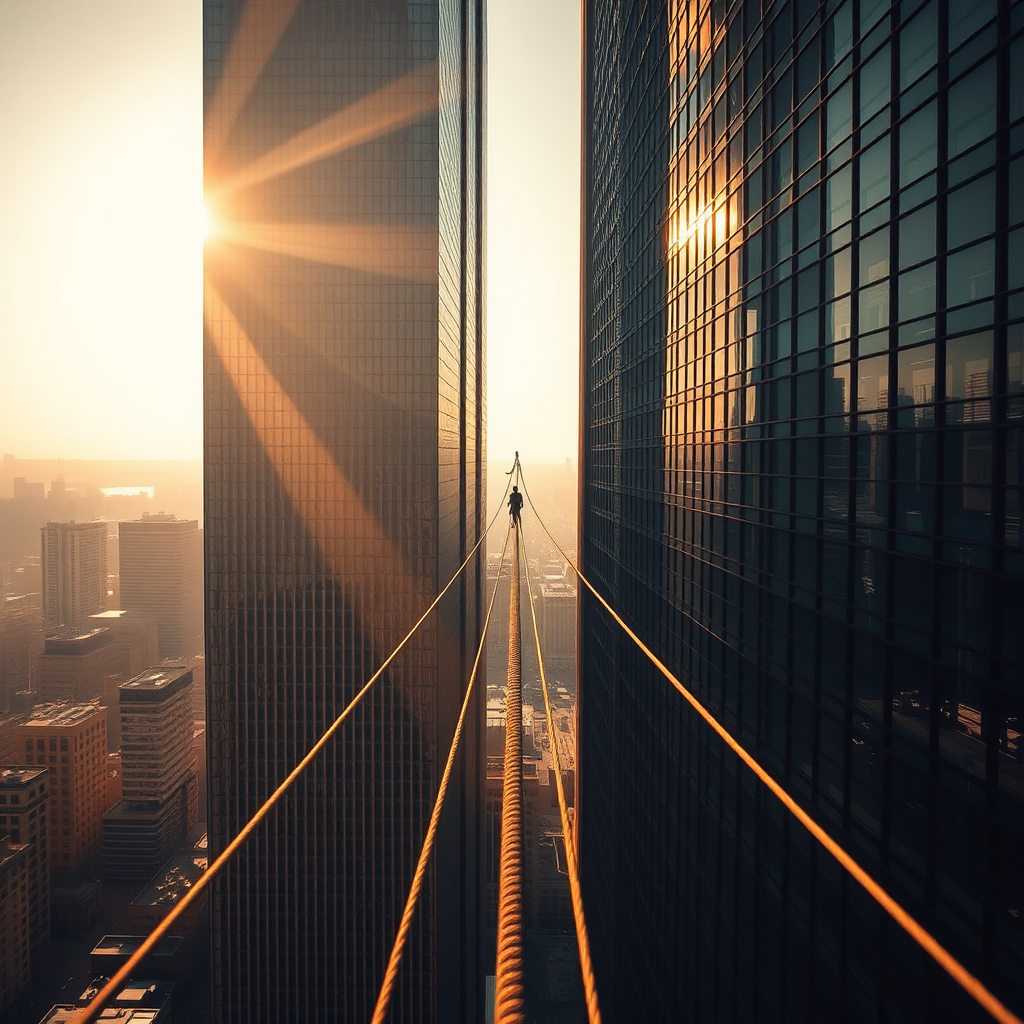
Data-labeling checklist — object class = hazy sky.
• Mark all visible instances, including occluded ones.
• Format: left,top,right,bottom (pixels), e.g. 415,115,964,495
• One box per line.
0,0,580,467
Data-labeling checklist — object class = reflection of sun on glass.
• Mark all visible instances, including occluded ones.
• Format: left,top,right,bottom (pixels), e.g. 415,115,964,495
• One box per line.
202,202,211,242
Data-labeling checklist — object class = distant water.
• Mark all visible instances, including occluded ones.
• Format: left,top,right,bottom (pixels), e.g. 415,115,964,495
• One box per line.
99,486,155,498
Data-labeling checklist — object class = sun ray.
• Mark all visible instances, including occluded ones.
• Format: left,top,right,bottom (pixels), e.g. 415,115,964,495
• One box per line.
208,62,438,199
203,278,428,652
209,220,437,281
204,0,302,170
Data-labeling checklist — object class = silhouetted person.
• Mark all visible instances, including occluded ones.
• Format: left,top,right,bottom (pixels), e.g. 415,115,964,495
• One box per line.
508,486,523,526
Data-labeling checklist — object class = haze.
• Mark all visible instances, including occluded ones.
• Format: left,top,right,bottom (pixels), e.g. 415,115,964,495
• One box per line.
0,0,580,468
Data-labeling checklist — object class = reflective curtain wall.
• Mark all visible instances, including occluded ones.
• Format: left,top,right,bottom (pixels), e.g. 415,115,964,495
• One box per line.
581,1,1024,1020
203,1,484,1021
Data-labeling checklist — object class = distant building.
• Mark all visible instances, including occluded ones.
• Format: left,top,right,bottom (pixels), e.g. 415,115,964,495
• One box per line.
90,933,188,986
128,837,209,977
0,840,30,1015
88,610,160,678
20,701,107,872
0,593,43,708
118,515,202,660
102,668,198,878
50,879,102,938
41,521,108,629
40,1001,169,1024
36,629,122,748
0,713,25,765
0,767,50,947
537,581,576,665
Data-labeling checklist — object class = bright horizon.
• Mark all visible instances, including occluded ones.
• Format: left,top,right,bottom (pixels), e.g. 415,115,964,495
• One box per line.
0,0,580,468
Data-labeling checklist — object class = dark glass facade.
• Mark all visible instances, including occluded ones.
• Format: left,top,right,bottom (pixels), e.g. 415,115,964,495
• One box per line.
580,1,1024,1020
203,1,484,1021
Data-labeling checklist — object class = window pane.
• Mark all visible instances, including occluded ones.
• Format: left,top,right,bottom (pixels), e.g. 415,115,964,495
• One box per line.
898,344,936,406
900,5,938,91
827,81,853,151
946,241,995,306
899,203,935,269
946,173,995,250
899,263,936,322
900,102,936,186
949,60,996,158
859,281,890,332
859,137,890,210
859,227,889,286
860,46,891,124
949,0,997,44
826,164,853,229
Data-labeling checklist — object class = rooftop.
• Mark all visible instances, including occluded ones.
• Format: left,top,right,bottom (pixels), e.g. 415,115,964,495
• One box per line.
119,667,192,702
92,934,183,958
132,846,208,908
0,766,48,788
43,628,112,655
24,700,106,729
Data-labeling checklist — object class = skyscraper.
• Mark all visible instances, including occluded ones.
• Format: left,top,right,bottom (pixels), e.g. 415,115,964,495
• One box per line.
102,667,199,879
41,520,108,629
119,515,203,660
580,1,1023,1021
203,2,484,1021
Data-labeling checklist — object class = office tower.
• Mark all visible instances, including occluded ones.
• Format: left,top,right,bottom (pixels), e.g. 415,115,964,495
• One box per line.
0,767,50,948
580,2,1024,1021
20,702,107,872
119,515,203,660
102,667,199,879
41,521,108,629
203,1,485,1021
0,840,30,1015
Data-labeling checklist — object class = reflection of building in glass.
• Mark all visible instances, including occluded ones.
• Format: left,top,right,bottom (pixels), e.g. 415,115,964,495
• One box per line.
203,1,484,1020
581,3,1024,1021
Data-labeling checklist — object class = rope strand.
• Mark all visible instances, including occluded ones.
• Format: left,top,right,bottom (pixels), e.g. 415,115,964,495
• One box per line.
520,525,602,1024
494,519,527,1024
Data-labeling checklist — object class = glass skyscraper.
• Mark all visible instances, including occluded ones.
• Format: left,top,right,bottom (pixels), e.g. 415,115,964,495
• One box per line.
580,0,1023,1020
203,1,484,1021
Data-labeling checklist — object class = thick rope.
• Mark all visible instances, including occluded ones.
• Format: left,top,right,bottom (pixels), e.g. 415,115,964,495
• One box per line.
494,520,526,1024
370,524,513,1024
519,474,1023,1024
521,526,602,1024
76,487,512,1024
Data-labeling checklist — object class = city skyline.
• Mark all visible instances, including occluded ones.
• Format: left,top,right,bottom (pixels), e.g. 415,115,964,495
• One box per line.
0,0,581,467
